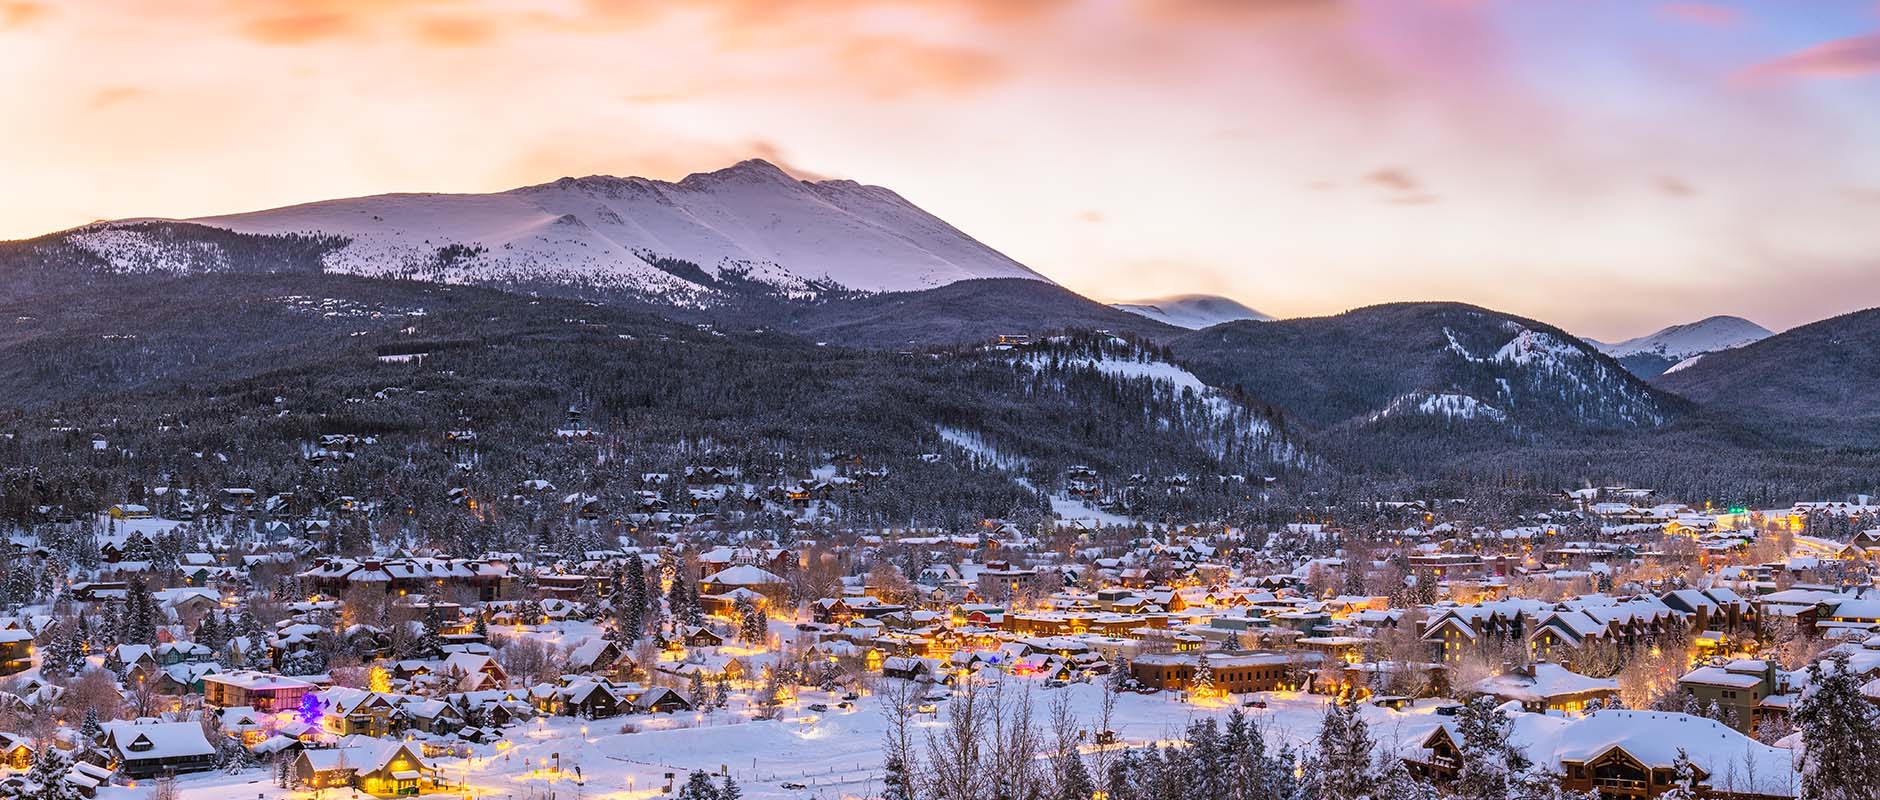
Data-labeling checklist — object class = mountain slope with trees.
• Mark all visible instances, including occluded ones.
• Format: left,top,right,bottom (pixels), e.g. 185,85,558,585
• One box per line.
1653,306,1880,441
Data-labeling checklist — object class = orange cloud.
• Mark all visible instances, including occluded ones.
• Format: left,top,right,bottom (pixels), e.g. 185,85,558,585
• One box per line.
1744,31,1880,79
747,140,830,181
0,1,47,28
413,15,495,46
1133,0,1344,26
234,0,480,45
585,0,1067,26
88,87,145,109
1658,3,1740,27
240,12,358,44
837,37,1008,98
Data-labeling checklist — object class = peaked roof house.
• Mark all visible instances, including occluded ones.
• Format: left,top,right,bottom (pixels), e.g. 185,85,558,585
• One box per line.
294,736,437,796
1408,710,1798,800
1469,662,1618,713
102,721,218,778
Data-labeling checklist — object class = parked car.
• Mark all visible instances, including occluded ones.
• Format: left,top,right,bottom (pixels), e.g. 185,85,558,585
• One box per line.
1242,699,1268,708
807,703,829,712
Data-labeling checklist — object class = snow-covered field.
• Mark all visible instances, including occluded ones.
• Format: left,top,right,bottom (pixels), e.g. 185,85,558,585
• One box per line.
119,678,1442,800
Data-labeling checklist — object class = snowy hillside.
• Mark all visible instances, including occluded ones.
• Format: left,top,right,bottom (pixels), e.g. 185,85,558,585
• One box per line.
1371,392,1508,424
1110,294,1271,329
56,159,1051,303
1591,315,1772,359
1170,302,1680,439
1025,346,1305,467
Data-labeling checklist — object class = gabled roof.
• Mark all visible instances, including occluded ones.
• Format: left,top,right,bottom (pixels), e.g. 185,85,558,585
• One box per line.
104,722,216,760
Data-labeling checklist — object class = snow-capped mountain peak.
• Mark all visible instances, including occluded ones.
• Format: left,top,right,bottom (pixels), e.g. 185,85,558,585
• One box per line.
1592,315,1772,359
50,158,1054,304
1110,294,1271,330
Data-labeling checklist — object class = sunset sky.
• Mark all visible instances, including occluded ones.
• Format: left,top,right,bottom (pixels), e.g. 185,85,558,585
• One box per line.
3,0,1879,339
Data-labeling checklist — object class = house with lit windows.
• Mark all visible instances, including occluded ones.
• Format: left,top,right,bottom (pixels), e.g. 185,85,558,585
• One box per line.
294,736,437,797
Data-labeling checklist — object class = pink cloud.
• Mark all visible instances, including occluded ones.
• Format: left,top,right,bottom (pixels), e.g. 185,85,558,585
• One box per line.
1744,31,1880,79
1658,3,1740,27
1362,167,1440,205
1656,175,1696,196
1132,0,1344,26
1363,167,1421,193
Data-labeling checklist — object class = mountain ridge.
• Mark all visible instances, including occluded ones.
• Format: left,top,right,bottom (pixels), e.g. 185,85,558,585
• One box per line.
25,158,1053,306
1167,302,1686,466
1653,306,1880,439
1587,314,1772,379
1110,293,1272,329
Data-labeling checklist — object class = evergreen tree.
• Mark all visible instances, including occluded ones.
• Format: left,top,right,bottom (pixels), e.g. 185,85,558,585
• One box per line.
1054,747,1094,800
1795,652,1880,800
619,557,647,641
737,596,767,645
1443,694,1534,800
717,776,740,800
1452,696,1530,800
1313,698,1378,800
124,576,158,646
196,611,226,653
25,745,78,800
1186,719,1231,800
102,648,126,678
1657,749,1699,800
668,573,691,622
1191,651,1215,699
1375,760,1440,800
417,604,446,658
882,747,917,800
676,770,719,800
1105,749,1142,800
39,620,82,679
684,576,705,626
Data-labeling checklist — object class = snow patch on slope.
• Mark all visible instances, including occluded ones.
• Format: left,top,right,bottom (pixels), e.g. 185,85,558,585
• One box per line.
936,426,1029,470
1495,329,1585,367
1051,355,1304,465
69,226,231,274
1661,354,1703,374
1373,392,1507,423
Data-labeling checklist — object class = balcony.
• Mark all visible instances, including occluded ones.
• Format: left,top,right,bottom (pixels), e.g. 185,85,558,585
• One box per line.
1591,777,1647,795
